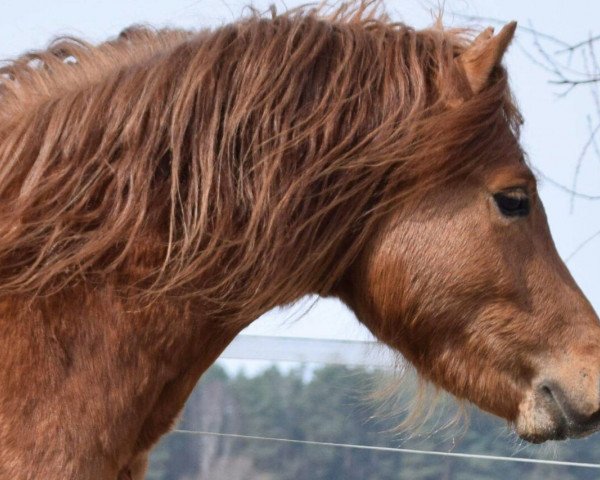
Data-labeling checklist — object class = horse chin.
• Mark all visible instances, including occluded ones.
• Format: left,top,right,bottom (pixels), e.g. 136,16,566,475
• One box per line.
515,394,568,444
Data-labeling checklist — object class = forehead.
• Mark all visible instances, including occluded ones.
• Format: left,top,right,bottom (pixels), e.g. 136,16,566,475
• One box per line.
483,159,536,191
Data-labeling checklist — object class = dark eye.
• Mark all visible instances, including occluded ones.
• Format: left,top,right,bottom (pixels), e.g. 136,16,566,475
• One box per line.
493,189,530,217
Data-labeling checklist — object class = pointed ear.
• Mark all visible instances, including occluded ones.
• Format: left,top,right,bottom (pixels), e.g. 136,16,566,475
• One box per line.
456,22,517,94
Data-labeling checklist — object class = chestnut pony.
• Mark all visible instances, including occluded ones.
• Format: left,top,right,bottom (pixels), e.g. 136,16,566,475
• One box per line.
0,5,599,479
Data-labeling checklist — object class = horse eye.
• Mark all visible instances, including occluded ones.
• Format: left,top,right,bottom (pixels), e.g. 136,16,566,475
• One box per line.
493,189,530,217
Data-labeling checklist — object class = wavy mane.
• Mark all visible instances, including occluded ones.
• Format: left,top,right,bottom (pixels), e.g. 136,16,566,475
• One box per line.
0,3,521,316
0,26,193,120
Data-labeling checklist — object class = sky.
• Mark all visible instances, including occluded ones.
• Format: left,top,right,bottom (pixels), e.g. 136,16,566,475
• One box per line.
2,0,599,343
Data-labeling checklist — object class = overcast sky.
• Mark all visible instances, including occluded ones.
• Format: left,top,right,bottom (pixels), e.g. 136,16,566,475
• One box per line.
2,0,599,342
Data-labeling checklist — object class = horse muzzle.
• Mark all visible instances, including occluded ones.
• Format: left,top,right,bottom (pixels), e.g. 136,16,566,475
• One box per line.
516,377,600,443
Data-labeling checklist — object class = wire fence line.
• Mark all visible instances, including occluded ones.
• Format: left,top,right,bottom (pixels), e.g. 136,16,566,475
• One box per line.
172,429,600,470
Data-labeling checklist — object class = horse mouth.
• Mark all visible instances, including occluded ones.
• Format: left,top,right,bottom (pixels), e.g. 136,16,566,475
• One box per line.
517,420,600,444
516,423,568,444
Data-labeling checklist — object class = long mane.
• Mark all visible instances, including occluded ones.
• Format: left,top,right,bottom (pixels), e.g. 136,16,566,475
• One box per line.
0,3,521,316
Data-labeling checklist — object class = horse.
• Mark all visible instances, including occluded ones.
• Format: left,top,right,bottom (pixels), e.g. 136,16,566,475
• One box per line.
0,4,598,479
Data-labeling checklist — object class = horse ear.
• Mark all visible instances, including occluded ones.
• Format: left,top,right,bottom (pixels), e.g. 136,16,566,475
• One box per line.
456,22,517,94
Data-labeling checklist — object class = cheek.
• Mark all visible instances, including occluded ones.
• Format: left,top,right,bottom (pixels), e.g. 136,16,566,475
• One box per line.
345,200,539,418
358,201,525,358
374,209,495,313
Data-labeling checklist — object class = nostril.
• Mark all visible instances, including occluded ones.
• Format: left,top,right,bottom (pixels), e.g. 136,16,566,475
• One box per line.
537,382,568,422
538,382,559,407
540,385,552,397
540,384,553,398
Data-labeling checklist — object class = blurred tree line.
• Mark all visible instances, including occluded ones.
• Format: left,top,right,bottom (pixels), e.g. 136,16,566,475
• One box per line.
145,363,600,480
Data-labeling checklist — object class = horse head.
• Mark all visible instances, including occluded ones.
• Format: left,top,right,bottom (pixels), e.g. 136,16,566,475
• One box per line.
339,23,600,443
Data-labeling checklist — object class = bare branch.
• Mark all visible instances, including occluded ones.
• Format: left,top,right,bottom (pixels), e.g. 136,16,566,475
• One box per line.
532,168,600,201
549,77,600,86
586,115,600,164
555,34,600,55
452,13,570,47
565,229,600,263
570,121,600,211
456,13,600,93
